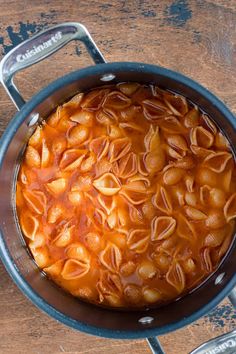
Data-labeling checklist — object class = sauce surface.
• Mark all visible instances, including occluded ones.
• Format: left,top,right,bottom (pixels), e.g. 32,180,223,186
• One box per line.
16,83,236,308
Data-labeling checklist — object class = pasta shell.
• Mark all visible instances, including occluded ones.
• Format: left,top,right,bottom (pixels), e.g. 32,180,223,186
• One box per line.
205,210,226,229
47,178,67,195
166,262,186,293
93,208,107,227
163,92,188,116
200,248,213,273
120,105,140,122
190,145,215,158
81,88,109,111
53,224,74,247
96,110,115,125
129,204,144,224
204,229,226,247
107,124,124,139
93,173,121,196
51,136,67,155
59,148,87,171
166,134,188,152
47,204,64,223
20,212,39,240
68,191,83,205
172,156,195,170
203,152,232,173
209,188,226,208
97,271,122,306
224,193,236,222
177,214,196,242
165,145,186,159
95,158,112,177
185,191,198,207
97,194,116,215
144,125,161,151
66,242,90,263
103,91,132,110
183,107,200,128
23,190,46,215
112,152,137,179
163,168,184,185
99,243,122,273
30,246,50,268
215,132,230,150
190,127,214,148
68,125,89,146
66,92,84,106
142,98,170,121
89,136,110,161
61,259,90,279
29,126,42,146
218,221,234,257
118,82,140,96
80,153,96,172
25,146,41,168
109,137,131,163
70,110,93,126
44,259,65,277
41,139,50,168
184,206,207,220
159,116,186,134
28,232,46,249
137,153,149,176
120,180,149,205
171,185,185,206
119,122,143,133
222,168,232,192
184,174,195,193
151,216,176,241
142,200,156,220
152,186,173,214
202,114,217,135
196,167,218,187
144,149,166,173
127,229,150,253
72,175,92,192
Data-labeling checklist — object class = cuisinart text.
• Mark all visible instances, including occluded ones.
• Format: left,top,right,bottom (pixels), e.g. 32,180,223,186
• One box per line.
16,31,62,62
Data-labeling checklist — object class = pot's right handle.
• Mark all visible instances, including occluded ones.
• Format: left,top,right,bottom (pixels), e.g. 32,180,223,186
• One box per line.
146,289,236,354
0,22,106,110
228,287,236,308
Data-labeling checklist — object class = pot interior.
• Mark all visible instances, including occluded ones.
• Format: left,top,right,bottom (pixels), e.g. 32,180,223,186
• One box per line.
0,63,235,338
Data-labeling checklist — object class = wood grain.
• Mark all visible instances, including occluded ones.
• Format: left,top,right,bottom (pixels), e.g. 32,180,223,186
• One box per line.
0,1,235,353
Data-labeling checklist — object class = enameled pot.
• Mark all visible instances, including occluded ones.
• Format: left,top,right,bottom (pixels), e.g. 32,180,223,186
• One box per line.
0,23,235,354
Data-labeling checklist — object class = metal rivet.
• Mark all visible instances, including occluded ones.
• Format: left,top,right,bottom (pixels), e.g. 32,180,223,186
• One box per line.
27,113,40,127
215,272,225,285
100,73,116,82
138,316,154,325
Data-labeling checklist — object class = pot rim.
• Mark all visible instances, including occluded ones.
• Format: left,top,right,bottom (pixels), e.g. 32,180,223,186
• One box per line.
0,61,235,339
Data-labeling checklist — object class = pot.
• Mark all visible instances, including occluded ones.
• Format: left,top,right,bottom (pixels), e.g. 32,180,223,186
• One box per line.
0,23,235,354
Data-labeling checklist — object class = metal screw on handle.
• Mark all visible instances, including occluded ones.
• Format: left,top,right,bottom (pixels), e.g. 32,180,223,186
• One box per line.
0,22,106,111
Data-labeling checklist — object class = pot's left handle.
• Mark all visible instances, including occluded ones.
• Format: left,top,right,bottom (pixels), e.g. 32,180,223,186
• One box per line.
0,22,106,110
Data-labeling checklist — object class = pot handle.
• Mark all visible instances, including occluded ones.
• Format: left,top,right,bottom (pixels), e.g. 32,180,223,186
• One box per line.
146,288,236,354
146,337,165,354
0,22,106,110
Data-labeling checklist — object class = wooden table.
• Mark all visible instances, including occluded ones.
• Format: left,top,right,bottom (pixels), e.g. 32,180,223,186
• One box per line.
0,1,235,353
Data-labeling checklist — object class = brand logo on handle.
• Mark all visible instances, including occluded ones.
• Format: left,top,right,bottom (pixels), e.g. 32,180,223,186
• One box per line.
16,31,62,63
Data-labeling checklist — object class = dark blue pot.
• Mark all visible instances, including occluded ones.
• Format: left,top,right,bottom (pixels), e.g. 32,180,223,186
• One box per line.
0,62,235,339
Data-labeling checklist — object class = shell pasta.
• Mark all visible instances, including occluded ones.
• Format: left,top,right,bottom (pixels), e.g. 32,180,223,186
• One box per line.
16,83,236,308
